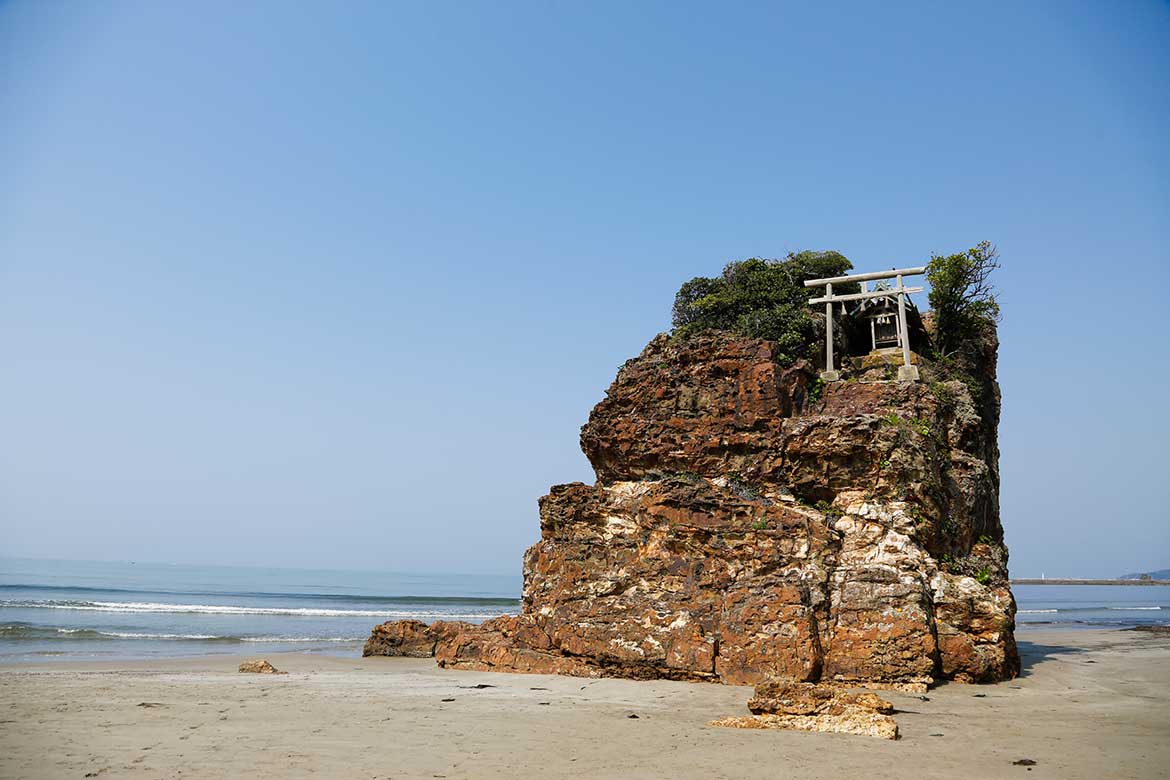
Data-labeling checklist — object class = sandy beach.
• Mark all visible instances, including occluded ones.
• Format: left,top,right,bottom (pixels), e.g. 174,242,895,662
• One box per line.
1,627,1167,780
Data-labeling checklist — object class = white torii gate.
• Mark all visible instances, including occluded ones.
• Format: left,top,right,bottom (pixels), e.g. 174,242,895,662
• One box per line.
803,266,926,382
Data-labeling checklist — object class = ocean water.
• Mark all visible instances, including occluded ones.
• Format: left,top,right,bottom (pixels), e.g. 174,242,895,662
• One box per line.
1,559,1165,663
0,558,520,663
1013,583,1168,628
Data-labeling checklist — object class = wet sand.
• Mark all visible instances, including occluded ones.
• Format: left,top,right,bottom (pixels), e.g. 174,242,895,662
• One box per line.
1,628,1167,780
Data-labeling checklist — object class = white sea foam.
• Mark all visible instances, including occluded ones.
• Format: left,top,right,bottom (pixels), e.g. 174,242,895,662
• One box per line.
1018,609,1058,613
240,636,364,642
1107,606,1163,611
96,631,223,640
44,628,365,641
1,599,504,620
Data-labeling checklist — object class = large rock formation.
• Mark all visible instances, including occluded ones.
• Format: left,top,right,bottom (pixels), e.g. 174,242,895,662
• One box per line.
366,325,1018,688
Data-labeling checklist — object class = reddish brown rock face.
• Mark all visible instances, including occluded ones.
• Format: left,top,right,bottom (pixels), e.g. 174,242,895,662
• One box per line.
363,620,440,657
579,336,813,485
366,328,1018,687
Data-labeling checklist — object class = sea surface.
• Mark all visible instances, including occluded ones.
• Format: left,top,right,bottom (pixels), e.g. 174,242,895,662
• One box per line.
0,558,520,663
1012,583,1168,628
1,558,1165,663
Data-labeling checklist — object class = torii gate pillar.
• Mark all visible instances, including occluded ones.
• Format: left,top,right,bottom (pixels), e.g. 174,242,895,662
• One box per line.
893,273,920,381
822,282,840,382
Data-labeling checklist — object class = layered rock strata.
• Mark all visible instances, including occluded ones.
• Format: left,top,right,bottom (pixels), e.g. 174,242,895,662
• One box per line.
366,328,1018,687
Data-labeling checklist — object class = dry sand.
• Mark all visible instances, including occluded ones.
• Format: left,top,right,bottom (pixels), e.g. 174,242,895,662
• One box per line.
1,628,1167,780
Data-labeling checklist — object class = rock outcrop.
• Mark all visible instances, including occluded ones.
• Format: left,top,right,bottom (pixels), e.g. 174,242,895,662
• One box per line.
366,324,1018,688
710,680,899,739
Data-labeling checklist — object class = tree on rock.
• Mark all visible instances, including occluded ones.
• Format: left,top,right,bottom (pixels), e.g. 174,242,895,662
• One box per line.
671,251,853,365
926,241,1001,356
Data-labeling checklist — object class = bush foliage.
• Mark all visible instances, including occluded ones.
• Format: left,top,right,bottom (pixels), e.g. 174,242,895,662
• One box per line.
671,251,853,364
926,241,1001,355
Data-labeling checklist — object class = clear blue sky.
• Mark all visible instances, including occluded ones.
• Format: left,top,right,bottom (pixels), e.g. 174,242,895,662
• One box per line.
2,1,1167,578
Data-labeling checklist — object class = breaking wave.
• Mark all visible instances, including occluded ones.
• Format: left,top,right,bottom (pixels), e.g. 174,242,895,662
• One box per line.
0,599,511,620
0,623,364,643
0,584,519,607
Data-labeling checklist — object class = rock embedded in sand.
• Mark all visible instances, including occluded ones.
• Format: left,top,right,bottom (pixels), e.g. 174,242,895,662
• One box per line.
367,325,1018,688
710,680,899,739
238,660,286,674
747,679,895,716
709,711,898,740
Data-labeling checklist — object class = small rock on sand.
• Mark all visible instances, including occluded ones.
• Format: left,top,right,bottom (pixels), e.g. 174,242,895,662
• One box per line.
710,681,899,740
238,660,287,675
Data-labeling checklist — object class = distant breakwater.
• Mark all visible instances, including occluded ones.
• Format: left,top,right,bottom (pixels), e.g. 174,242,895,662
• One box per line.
1011,579,1170,586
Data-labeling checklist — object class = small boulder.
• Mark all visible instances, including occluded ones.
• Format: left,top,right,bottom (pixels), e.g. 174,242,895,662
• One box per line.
238,659,287,674
364,619,444,657
748,680,894,716
711,680,898,739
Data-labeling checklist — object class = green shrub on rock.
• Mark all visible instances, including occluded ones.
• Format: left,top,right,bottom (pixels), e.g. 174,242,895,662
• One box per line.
926,241,1001,356
671,251,853,365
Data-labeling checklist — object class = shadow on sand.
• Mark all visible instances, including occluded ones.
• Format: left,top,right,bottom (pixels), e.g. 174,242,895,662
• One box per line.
1015,638,1086,677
